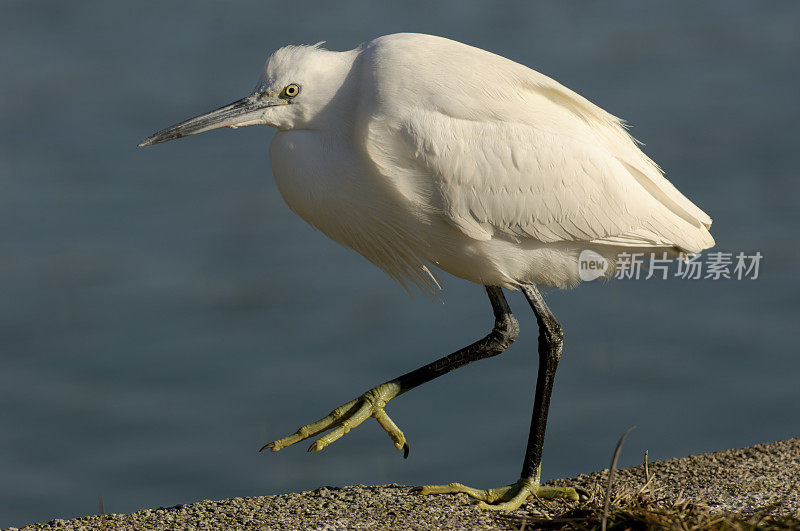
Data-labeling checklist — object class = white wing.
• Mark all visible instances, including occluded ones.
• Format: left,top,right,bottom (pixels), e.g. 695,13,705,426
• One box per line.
361,34,714,254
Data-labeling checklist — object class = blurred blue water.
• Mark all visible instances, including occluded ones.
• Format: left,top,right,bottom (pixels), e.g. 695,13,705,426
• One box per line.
1,1,798,527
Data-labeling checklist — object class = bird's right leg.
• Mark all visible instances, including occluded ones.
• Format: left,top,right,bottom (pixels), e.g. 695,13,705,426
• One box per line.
414,284,579,510
260,286,519,457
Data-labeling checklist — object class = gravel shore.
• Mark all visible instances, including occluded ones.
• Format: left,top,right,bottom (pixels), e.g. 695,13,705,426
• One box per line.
7,439,799,530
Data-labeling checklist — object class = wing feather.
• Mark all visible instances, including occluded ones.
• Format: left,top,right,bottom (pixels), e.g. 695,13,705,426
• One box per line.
360,34,714,254
375,110,713,253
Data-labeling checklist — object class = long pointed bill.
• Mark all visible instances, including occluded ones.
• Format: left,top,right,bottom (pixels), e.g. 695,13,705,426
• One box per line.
138,94,286,147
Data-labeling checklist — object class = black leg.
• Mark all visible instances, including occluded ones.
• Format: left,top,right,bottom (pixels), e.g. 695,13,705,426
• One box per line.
519,284,564,480
415,284,576,509
394,285,519,394
262,285,518,455
410,284,576,508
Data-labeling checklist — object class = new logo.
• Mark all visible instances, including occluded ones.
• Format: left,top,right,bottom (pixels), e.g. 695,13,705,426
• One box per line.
578,250,609,281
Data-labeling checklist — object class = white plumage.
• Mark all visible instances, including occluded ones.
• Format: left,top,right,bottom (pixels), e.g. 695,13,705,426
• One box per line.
148,33,715,291
266,34,713,291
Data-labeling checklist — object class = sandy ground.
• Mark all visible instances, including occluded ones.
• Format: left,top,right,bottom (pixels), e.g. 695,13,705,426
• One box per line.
7,439,799,530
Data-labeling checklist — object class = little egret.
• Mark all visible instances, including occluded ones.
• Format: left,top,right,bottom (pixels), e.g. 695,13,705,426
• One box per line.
140,33,714,510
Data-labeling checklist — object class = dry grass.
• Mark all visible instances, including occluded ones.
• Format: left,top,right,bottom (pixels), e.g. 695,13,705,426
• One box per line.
496,484,800,530
496,432,800,531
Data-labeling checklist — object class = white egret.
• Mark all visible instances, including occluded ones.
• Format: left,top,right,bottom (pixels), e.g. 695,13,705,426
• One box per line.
139,33,714,511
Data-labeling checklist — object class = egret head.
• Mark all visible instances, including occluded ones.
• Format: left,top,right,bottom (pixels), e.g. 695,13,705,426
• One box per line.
139,43,354,147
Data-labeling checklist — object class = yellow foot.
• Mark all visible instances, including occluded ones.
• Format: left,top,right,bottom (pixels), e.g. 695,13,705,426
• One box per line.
413,478,579,511
260,382,409,456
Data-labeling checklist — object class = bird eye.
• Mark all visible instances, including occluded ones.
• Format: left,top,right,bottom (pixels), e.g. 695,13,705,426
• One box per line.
283,84,300,98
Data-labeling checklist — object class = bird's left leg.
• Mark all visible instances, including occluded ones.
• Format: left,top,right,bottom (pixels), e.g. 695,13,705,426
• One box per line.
261,286,519,457
415,284,579,510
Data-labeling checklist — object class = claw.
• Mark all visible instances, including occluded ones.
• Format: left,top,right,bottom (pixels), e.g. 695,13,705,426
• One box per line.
260,381,405,455
258,442,274,452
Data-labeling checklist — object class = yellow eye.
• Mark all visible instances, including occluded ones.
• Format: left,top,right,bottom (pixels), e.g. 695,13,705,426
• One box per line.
283,84,300,98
